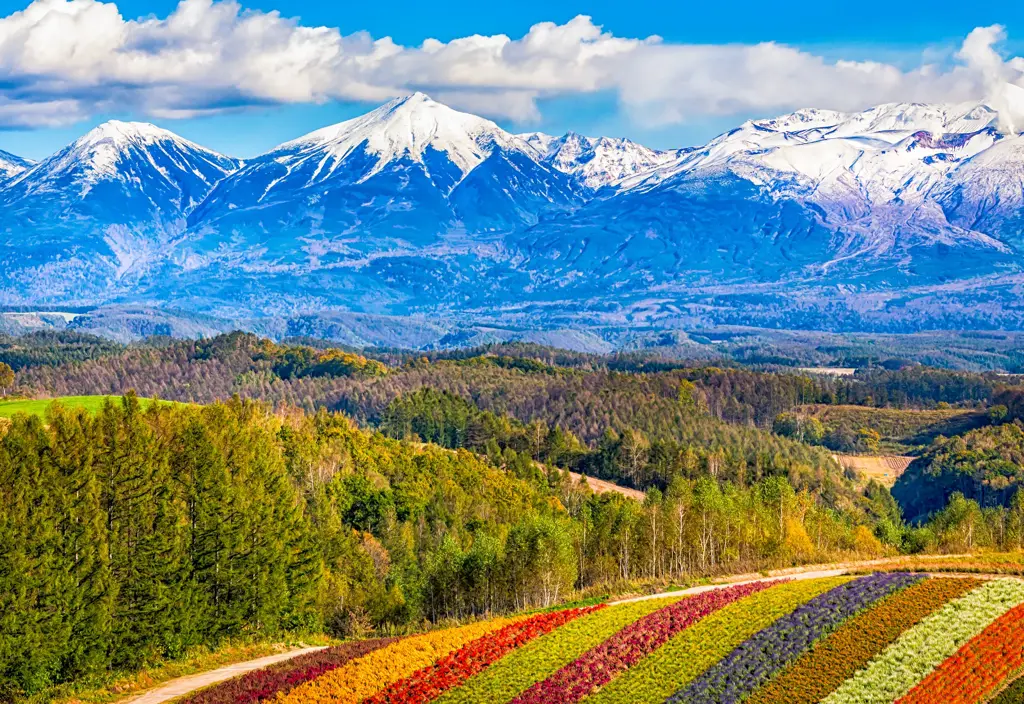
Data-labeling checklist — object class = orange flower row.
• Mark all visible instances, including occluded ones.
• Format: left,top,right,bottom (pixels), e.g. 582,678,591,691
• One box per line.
274,616,521,704
746,577,982,704
897,601,1024,704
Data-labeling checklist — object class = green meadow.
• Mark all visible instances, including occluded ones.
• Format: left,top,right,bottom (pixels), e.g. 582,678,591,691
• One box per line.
0,395,162,419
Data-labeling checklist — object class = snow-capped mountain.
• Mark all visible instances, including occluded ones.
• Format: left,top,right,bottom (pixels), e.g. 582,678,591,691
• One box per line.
0,121,239,303
3,93,1024,333
180,93,582,307
3,120,239,211
513,99,1024,303
0,149,33,180
520,131,681,189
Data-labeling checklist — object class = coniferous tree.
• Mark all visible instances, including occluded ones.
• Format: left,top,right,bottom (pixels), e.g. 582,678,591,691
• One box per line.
47,405,112,680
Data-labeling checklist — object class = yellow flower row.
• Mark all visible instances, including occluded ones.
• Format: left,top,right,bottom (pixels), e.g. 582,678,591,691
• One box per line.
276,616,521,704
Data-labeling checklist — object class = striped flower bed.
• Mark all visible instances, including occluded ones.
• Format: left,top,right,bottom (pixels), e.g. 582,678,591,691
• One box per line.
276,616,522,704
363,606,599,704
667,572,920,704
896,601,1024,704
195,574,1024,704
433,596,684,704
180,639,400,704
745,577,982,704
509,580,779,704
585,577,849,704
822,578,1024,704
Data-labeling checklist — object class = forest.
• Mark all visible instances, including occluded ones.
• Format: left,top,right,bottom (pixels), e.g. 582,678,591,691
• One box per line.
3,331,1024,699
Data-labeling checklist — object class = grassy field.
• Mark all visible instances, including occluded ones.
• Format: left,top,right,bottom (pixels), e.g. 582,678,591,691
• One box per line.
0,395,161,419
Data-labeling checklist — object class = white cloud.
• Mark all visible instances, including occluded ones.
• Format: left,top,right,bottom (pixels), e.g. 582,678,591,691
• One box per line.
0,0,1022,130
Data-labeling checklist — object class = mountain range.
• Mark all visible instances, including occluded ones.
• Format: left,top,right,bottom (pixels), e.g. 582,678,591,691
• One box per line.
2,90,1024,346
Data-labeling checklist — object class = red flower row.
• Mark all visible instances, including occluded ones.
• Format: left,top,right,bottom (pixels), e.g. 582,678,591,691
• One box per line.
509,580,783,704
363,605,603,704
897,602,1024,704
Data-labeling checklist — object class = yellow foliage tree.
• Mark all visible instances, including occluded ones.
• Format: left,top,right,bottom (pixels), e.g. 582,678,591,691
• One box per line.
784,517,815,562
852,525,884,556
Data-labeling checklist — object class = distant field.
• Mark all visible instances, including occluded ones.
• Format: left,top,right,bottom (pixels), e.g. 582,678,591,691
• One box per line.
797,366,857,377
567,470,646,501
835,454,915,487
0,395,161,419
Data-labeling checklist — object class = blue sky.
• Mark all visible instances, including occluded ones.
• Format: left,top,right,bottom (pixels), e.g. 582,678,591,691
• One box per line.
1,0,1023,159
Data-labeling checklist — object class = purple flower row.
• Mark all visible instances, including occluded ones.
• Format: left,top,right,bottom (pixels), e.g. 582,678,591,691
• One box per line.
666,572,923,704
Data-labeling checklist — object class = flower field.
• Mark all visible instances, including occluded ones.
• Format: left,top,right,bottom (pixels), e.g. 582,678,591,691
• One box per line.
190,574,1024,704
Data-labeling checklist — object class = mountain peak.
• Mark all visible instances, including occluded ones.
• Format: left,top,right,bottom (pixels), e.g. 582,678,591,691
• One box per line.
277,92,527,177
530,131,677,189
0,148,34,179
77,120,186,149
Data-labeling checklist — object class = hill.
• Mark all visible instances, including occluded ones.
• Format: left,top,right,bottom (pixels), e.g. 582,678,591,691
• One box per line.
174,573,1024,704
893,421,1024,523
790,404,989,454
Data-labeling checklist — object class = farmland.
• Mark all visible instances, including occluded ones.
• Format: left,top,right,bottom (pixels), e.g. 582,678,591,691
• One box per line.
178,574,1024,704
834,454,914,487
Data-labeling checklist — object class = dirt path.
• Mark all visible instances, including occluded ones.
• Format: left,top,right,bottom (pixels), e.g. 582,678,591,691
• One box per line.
117,647,327,704
608,554,978,604
610,568,849,604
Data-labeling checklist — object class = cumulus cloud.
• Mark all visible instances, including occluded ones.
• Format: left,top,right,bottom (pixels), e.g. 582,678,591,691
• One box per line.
0,0,1022,129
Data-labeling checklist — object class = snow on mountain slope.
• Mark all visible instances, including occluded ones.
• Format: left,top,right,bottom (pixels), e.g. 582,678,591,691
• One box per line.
273,92,537,183
187,93,582,254
4,120,239,209
608,101,1022,261
519,132,559,155
519,131,681,188
0,149,33,180
0,121,240,303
